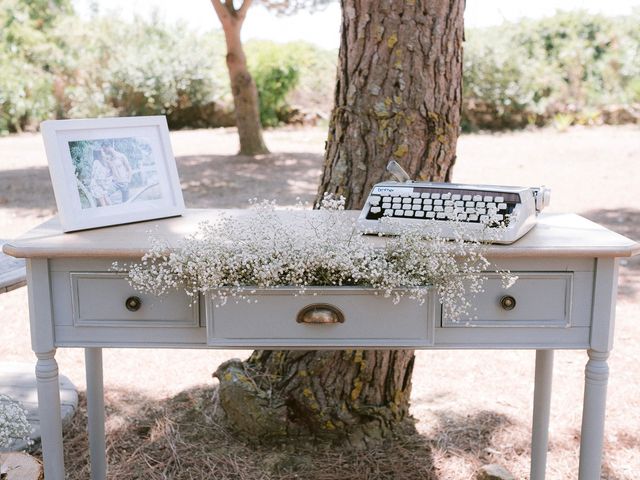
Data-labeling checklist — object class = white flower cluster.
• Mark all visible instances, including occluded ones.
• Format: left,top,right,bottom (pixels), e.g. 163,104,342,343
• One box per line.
119,195,512,321
0,394,31,449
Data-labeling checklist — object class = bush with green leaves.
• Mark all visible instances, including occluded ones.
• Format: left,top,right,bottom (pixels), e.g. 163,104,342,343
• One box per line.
53,15,230,122
2,3,639,134
0,0,71,133
463,28,552,130
0,55,56,134
463,10,640,130
281,42,337,115
246,41,336,126
246,41,301,127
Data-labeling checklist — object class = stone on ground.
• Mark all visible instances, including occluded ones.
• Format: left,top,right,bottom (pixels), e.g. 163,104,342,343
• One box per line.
0,452,43,480
0,363,78,451
476,463,516,480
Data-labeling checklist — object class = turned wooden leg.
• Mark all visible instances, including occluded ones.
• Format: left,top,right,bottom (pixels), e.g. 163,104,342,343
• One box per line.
530,349,554,480
35,350,65,480
578,349,610,480
85,348,107,480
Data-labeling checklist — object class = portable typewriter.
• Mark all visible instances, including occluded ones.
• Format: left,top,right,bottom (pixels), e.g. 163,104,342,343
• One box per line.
357,161,550,244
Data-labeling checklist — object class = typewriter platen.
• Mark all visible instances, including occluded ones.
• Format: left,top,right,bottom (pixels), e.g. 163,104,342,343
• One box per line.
357,161,550,244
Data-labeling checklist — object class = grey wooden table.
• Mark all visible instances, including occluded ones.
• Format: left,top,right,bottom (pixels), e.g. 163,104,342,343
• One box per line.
3,210,640,480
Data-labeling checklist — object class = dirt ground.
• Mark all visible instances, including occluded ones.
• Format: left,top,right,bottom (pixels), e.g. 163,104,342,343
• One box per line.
0,125,639,479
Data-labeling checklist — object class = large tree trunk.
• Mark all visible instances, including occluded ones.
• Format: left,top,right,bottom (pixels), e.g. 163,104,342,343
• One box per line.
215,350,416,448
215,0,465,448
318,0,464,207
211,0,269,155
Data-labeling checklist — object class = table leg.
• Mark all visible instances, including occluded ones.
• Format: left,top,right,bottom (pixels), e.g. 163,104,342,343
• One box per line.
578,349,609,480
530,349,554,480
35,349,65,480
85,348,107,480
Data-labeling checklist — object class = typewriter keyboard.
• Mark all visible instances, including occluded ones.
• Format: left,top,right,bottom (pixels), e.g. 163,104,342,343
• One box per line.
358,176,549,243
364,187,520,224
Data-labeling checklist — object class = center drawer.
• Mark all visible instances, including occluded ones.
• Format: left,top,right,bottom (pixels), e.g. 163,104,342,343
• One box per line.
205,287,436,348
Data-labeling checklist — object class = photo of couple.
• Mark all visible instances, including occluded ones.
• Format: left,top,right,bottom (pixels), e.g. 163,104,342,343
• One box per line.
68,137,162,209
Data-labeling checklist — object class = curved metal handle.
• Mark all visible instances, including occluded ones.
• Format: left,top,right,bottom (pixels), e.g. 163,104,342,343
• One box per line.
500,295,516,311
125,296,142,312
296,303,345,324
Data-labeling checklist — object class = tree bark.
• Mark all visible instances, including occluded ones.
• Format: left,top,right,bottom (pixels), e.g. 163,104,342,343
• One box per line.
215,349,416,448
211,0,269,155
214,0,465,447
318,0,464,207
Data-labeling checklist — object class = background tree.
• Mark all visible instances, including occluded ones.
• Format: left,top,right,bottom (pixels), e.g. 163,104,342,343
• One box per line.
215,0,465,447
209,0,330,155
210,0,269,155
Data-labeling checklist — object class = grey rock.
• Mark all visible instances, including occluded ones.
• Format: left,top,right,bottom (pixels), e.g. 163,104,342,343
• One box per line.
0,363,78,452
476,463,515,480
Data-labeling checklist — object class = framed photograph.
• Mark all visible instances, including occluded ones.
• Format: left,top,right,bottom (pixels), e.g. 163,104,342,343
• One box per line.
41,116,185,232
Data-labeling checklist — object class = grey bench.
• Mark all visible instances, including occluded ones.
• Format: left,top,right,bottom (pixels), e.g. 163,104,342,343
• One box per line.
0,240,26,293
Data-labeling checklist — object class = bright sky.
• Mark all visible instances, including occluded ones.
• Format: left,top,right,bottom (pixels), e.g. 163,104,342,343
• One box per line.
74,0,640,50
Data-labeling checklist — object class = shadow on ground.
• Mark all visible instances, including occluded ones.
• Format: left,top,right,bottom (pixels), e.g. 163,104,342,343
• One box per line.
0,152,323,217
176,152,323,209
45,386,564,480
0,166,56,213
53,387,439,480
29,386,635,479
582,207,640,300
430,410,513,461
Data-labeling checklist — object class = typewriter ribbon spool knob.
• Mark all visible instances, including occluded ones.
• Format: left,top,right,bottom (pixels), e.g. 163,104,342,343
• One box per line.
500,295,517,311
125,296,142,312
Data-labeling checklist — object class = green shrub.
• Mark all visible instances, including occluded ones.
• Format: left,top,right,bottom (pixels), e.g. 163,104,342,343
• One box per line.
0,55,55,134
0,0,68,132
108,23,228,118
52,15,230,121
246,41,301,127
463,10,640,131
463,28,553,130
272,41,336,116
2,3,639,134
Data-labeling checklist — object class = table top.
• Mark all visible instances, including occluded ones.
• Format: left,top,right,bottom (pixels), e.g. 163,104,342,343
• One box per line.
2,209,639,259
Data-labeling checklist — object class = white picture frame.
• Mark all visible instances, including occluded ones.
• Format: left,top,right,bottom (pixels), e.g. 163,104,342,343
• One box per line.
41,116,185,232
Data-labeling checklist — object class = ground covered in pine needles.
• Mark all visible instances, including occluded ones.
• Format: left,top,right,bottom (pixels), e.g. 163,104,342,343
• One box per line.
57,387,526,480
59,388,442,480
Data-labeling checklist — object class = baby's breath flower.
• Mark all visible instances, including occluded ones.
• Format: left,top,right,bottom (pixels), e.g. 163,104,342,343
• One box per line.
0,394,32,449
115,196,514,321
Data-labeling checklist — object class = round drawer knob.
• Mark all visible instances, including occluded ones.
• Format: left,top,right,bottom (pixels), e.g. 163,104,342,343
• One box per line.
500,295,516,311
125,296,142,312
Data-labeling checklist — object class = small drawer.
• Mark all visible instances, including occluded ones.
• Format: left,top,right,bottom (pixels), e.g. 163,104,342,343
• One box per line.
71,272,199,328
205,287,436,348
443,272,573,327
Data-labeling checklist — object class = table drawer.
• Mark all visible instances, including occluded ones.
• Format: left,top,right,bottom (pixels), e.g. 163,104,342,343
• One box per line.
205,287,436,348
443,272,573,327
70,272,199,327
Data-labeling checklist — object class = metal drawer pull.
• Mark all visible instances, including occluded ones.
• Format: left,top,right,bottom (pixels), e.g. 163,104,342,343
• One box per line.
125,296,142,312
500,295,516,311
296,304,345,324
